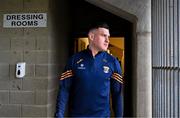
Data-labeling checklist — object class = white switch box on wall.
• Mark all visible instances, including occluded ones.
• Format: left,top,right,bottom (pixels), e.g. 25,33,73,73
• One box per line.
16,62,26,78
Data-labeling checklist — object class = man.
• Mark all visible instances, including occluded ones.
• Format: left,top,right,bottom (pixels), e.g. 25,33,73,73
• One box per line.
55,22,123,117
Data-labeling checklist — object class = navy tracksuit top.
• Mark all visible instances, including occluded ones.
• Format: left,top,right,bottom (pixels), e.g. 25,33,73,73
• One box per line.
55,48,123,117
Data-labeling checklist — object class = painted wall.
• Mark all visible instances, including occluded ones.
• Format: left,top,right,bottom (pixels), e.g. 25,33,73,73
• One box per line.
0,0,71,117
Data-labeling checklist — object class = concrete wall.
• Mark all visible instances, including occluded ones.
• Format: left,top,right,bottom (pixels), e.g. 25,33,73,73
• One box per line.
0,0,70,117
152,0,180,117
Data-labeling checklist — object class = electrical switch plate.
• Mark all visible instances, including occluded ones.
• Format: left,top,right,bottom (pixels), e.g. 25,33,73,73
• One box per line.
16,62,26,78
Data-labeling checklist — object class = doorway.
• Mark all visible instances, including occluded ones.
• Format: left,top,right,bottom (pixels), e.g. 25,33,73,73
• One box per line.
69,0,134,116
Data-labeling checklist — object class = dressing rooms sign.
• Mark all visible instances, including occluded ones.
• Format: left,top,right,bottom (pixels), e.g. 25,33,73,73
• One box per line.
3,13,47,28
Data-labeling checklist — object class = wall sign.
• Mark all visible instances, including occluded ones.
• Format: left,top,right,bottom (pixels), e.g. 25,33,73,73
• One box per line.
3,13,47,28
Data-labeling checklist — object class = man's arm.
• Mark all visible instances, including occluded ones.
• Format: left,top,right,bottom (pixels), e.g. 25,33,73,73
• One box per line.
55,58,74,117
111,58,123,117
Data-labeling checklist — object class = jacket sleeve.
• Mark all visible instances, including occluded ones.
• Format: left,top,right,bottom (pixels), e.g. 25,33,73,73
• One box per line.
55,58,74,118
110,58,123,117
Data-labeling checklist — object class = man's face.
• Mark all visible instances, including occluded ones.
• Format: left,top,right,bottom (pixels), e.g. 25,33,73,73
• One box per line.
90,27,110,52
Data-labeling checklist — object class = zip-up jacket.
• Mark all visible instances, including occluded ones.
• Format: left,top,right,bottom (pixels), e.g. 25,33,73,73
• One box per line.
55,48,123,117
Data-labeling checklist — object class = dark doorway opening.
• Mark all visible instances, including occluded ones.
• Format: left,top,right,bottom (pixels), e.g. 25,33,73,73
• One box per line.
68,0,134,117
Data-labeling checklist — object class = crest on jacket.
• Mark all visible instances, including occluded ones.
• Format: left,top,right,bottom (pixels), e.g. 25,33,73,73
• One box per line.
103,66,109,73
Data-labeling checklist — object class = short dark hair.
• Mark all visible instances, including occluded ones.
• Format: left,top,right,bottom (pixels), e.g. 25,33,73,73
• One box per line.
89,22,109,31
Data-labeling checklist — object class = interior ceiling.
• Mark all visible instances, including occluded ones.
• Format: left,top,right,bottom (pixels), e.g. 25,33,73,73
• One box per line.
69,0,132,37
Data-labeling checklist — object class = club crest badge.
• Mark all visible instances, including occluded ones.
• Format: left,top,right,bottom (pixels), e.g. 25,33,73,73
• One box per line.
103,66,109,73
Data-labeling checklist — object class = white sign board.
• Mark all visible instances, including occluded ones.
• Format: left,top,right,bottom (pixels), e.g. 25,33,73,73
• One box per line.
3,13,47,28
